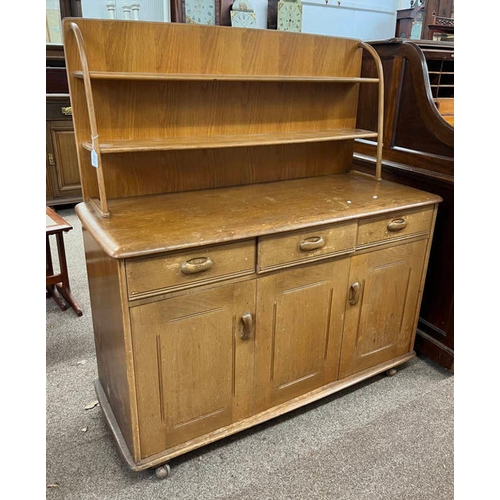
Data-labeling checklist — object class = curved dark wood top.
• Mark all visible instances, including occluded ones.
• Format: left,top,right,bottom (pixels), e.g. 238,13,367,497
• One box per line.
367,38,454,49
76,173,441,259
377,41,453,147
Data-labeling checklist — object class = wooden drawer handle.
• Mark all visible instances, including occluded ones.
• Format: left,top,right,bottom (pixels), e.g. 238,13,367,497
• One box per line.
180,256,213,275
299,236,325,252
240,313,253,340
349,282,360,306
387,218,407,232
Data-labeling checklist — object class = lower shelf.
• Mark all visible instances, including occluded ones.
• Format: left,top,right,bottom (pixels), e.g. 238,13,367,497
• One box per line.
95,351,416,472
82,128,378,154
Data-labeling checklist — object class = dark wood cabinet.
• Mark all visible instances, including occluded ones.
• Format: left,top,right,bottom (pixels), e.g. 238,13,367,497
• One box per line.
46,44,82,206
46,3,83,205
396,1,454,41
353,39,454,371
395,1,426,40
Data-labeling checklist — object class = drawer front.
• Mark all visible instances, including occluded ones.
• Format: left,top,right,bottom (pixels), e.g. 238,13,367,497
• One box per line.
46,100,73,121
126,240,255,298
258,222,357,272
357,206,434,247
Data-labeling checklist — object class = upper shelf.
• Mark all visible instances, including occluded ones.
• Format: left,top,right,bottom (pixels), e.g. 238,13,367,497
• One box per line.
64,19,386,217
83,128,379,154
73,71,379,84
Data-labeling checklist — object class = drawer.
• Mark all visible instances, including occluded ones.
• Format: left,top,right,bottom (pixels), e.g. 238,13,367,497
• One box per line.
357,206,434,247
46,68,69,94
46,100,73,121
126,240,255,298
258,222,357,272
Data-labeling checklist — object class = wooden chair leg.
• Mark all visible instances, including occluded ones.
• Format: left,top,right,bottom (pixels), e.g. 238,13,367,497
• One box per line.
47,284,68,311
57,284,83,317
46,232,83,316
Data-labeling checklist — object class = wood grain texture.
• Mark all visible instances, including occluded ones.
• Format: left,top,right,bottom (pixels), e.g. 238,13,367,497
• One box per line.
82,228,139,460
355,40,453,176
63,19,367,206
126,240,255,298
64,18,443,473
48,122,81,188
83,142,353,201
352,156,453,371
45,44,82,206
82,129,377,154
129,280,256,458
434,97,454,125
353,39,454,371
75,173,441,259
258,221,357,272
87,80,360,142
356,206,433,247
63,19,363,77
46,206,72,234
339,240,427,378
46,95,82,205
254,259,351,412
74,71,379,83
95,351,415,471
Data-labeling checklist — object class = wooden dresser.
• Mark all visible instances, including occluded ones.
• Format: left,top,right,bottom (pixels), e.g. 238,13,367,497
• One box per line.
353,39,454,371
63,19,441,477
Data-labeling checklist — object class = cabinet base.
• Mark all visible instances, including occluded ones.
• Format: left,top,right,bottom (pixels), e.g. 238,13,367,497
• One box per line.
46,195,82,207
415,329,454,372
95,351,416,472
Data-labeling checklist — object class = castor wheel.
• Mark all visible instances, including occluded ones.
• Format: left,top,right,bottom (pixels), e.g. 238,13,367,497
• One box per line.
155,464,171,479
386,368,398,377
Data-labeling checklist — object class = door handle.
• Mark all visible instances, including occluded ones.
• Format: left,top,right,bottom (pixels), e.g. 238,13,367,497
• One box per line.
387,218,407,232
299,236,325,252
240,313,253,340
349,282,360,306
180,256,213,275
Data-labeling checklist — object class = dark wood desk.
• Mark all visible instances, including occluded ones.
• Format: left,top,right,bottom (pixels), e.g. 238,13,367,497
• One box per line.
46,206,82,316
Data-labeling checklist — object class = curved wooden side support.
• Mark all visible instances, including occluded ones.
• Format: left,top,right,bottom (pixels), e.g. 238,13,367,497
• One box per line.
358,42,384,181
396,42,453,147
68,22,109,216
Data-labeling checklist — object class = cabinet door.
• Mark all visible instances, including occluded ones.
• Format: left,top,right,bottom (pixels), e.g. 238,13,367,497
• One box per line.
339,240,428,378
130,280,255,459
46,121,82,202
255,259,350,411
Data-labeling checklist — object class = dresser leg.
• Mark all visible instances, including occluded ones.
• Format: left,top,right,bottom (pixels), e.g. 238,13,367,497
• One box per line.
386,368,398,377
155,463,171,479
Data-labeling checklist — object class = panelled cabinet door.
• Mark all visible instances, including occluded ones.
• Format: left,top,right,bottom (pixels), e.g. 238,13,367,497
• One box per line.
254,259,350,412
339,240,428,378
130,280,255,460
46,121,82,201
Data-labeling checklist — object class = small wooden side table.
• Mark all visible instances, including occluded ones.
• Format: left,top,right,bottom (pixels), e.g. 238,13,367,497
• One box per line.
46,206,82,316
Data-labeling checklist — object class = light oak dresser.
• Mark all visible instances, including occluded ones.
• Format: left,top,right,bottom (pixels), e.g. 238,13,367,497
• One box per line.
63,18,442,478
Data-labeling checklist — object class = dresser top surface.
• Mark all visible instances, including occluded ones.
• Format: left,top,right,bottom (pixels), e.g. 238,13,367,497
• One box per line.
76,173,441,259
